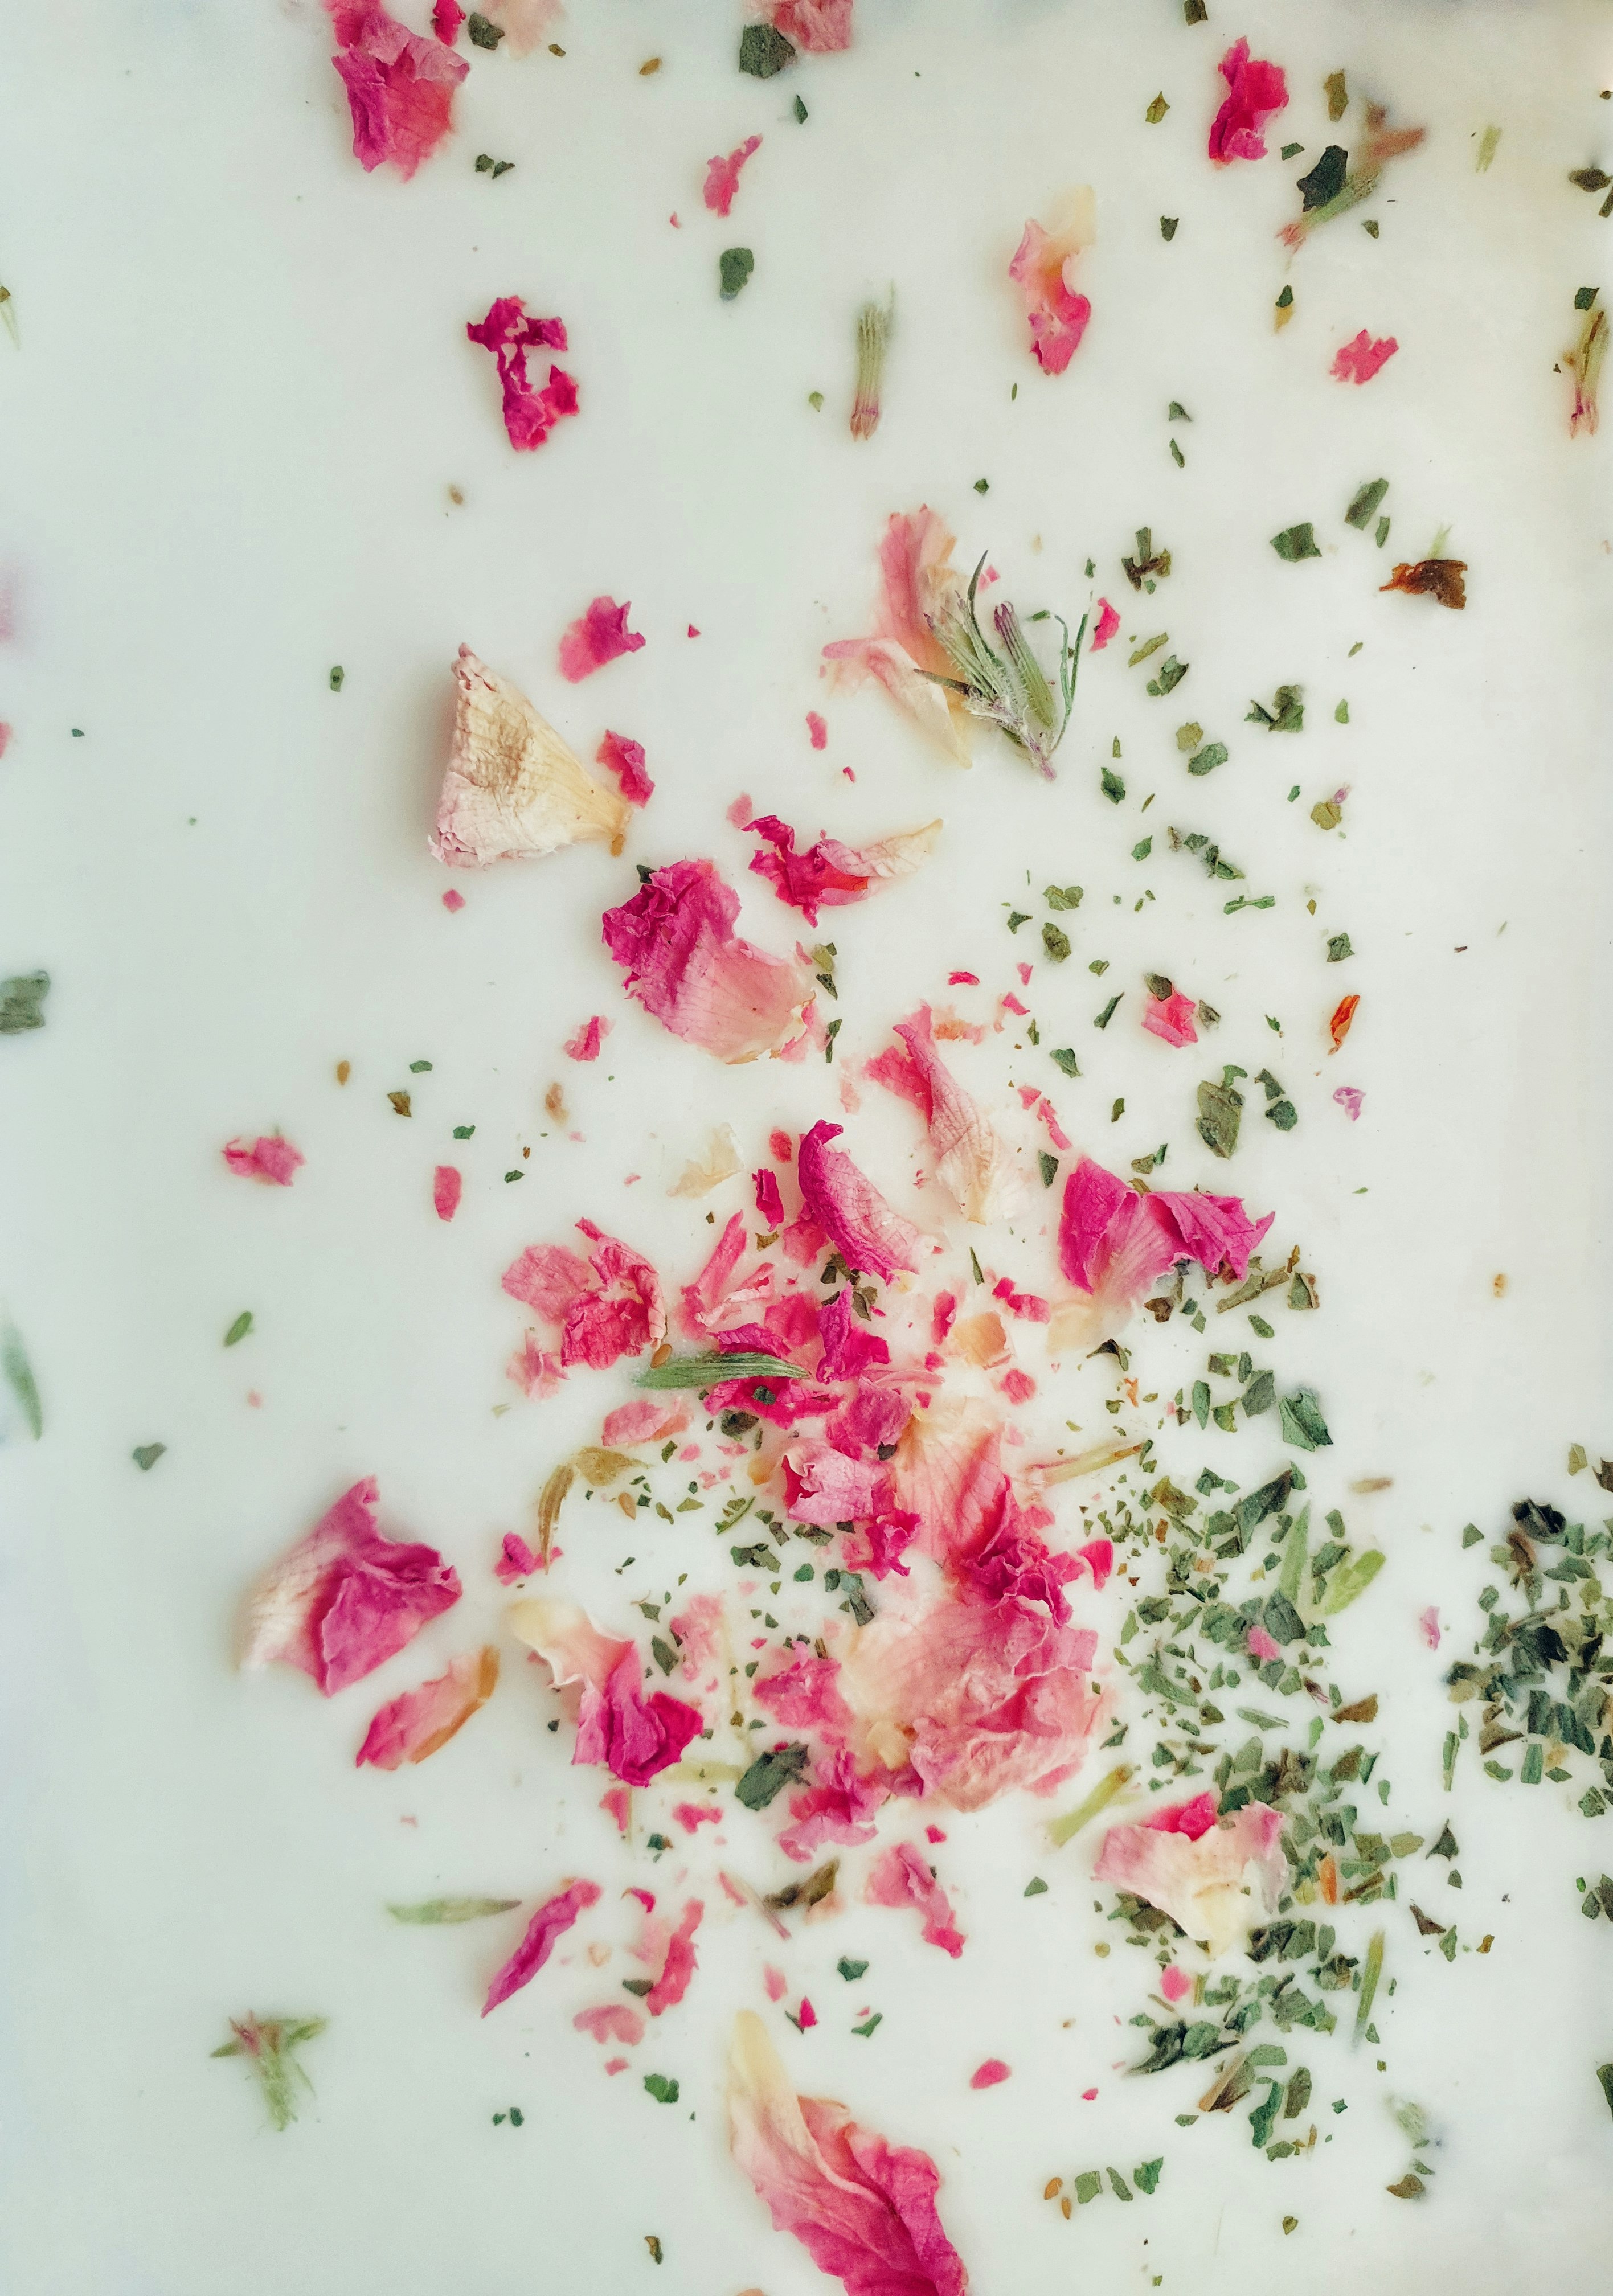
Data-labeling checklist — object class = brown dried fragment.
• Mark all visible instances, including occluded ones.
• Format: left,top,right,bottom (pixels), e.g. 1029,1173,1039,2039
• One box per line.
1387,2174,1426,2200
1043,2178,1063,2201
535,1461,575,1562
545,1082,568,1121
1334,1695,1378,1724
1381,559,1466,609
1410,1904,1446,1937
335,1059,351,1084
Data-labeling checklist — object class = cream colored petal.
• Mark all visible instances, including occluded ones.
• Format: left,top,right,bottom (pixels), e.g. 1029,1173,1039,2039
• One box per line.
431,646,629,867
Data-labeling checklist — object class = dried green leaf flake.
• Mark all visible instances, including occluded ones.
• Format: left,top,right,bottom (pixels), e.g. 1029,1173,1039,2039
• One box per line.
1326,933,1354,962
132,1442,166,1471
388,1897,521,1924
1187,742,1227,777
1271,523,1322,563
735,1742,810,1810
1042,923,1071,962
212,2014,327,2132
643,2073,681,2104
739,22,794,75
0,971,49,1033
1279,1387,1333,1452
1,1319,43,1440
719,248,755,300
1298,146,1349,210
1345,478,1389,529
224,1311,254,1347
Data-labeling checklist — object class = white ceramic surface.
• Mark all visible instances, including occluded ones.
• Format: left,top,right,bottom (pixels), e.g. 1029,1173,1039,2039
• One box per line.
3,2,1612,2290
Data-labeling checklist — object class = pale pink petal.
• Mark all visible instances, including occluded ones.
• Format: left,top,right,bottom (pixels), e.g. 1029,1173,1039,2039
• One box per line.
356,1646,498,1768
223,1134,304,1187
559,596,645,683
1332,330,1399,385
432,1163,462,1221
601,1784,631,1834
1160,1965,1192,2004
822,509,973,762
891,1400,1005,1567
603,859,813,1064
797,1121,921,1284
754,1654,854,1737
1095,1803,1286,1957
493,1531,539,1584
704,134,762,218
806,711,828,748
431,647,627,868
1090,598,1120,650
878,1005,1018,1224
866,1841,965,1957
765,1963,788,2001
501,1241,596,1325
575,2002,644,2045
969,2060,1009,2090
600,1398,687,1449
240,1478,461,1696
326,0,468,180
510,1597,703,1787
839,1595,1103,1812
1076,1538,1113,1590
1246,1625,1281,1663
503,1220,664,1371
674,1801,721,1833
465,297,578,452
646,1899,703,2014
482,1878,601,2014
1420,1606,1442,1650
840,1507,920,1581
596,730,654,805
1148,1187,1273,1284
777,1749,891,1862
955,1486,1079,1622
668,1590,724,1683
817,1291,891,1380
1009,194,1095,375
505,1334,564,1397
783,1442,891,1527
762,0,854,51
1334,1085,1364,1121
747,815,941,926
727,2011,969,2296
1207,38,1288,165
1141,990,1199,1048
564,1015,609,1060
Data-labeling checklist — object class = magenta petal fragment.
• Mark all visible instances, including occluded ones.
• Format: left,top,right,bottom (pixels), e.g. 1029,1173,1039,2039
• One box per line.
326,0,468,179
564,1014,609,1061
240,1477,461,1696
432,1163,462,1221
703,134,762,218
866,1841,965,1958
1141,989,1199,1048
797,1121,920,1285
482,1878,602,2015
1008,195,1095,375
1090,598,1120,650
355,1646,497,1769
559,596,645,683
727,2011,969,2296
223,1134,305,1186
602,858,813,1064
466,296,578,451
596,730,654,806
969,2059,1010,2090
1207,36,1288,165
1332,329,1399,384
575,2000,645,2045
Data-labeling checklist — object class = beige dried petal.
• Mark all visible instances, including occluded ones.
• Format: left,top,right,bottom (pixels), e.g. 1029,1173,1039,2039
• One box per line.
669,1125,742,1198
431,645,628,868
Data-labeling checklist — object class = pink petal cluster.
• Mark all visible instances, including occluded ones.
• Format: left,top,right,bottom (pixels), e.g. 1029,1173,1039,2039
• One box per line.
596,731,654,806
1207,38,1288,165
704,135,762,218
865,1840,965,1958
1009,193,1095,375
602,858,813,1064
1095,1799,1287,1957
223,1134,304,1186
240,1477,461,1696
465,297,578,452
356,1646,498,1768
1332,330,1399,385
564,1015,609,1061
777,1748,891,1862
727,2012,969,2296
870,1005,1017,1224
822,507,972,761
1141,989,1199,1048
502,1218,666,1370
482,1878,601,2015
746,814,940,926
326,0,468,179
559,597,645,683
797,1121,921,1285
510,1597,703,1787
1058,1157,1272,1333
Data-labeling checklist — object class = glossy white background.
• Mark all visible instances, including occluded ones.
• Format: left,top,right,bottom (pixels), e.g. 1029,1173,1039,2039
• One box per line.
2,1,1611,2289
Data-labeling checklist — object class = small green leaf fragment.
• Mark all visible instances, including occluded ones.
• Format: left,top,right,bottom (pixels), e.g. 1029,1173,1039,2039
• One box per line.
719,247,755,300
1146,655,1189,696
793,93,808,122
1187,741,1227,777
1094,994,1122,1030
1,1319,43,1440
1038,1151,1059,1188
328,666,344,690
739,22,794,75
1345,478,1389,528
1324,70,1348,121
388,1897,521,1925
852,2014,883,2037
1042,923,1071,962
1074,2170,1103,2206
132,1442,166,1471
1050,1048,1079,1077
1160,216,1179,240
1326,933,1354,962
224,1311,253,1348
466,11,504,45
736,1743,810,1809
1100,766,1125,803
1297,145,1348,211
1271,523,1322,563
1145,92,1169,123
212,2014,327,2131
1279,1387,1334,1452
0,971,50,1034
1045,883,1083,911
1024,1876,1049,1896
837,1956,869,1981
643,2073,681,2104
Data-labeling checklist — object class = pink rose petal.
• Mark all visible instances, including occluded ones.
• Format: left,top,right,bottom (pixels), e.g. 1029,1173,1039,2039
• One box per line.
602,858,813,1064
1420,1606,1442,1650
1246,1625,1281,1663
1334,1085,1364,1120
865,1842,965,1958
1332,330,1399,385
1091,598,1120,650
703,134,762,218
806,711,828,749
564,1015,609,1061
432,1163,462,1221
223,1134,304,1187
574,2002,644,2046
559,596,645,683
1160,1964,1192,2004
746,814,940,926
1009,198,1095,375
493,1531,539,1585
441,887,465,911
647,1899,703,2015
482,1878,601,2015
596,731,653,807
1207,38,1288,165
765,0,854,51
355,1646,497,1769
326,0,468,180
797,1120,921,1285
466,296,578,450
969,2059,1010,2090
1141,989,1199,1048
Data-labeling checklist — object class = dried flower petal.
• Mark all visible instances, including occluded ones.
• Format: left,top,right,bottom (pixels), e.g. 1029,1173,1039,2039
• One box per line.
596,730,654,806
1055,1157,1272,1338
482,1877,602,2014
747,815,941,925
509,1595,702,1785
1009,190,1095,375
559,596,645,683
240,1478,461,1696
1141,989,1199,1048
603,859,814,1063
433,1163,462,1220
1568,298,1607,436
705,136,762,217
727,2011,969,2295
1095,1802,1286,1957
1331,330,1399,384
502,1220,665,1370
797,1121,920,1284
756,0,853,50
870,1006,1018,1224
1207,38,1288,165
823,507,973,762
326,0,468,179
357,1646,498,1768
465,296,579,450
223,1134,304,1186
865,1841,965,1957
431,647,628,867
1381,559,1467,610
212,2014,327,2131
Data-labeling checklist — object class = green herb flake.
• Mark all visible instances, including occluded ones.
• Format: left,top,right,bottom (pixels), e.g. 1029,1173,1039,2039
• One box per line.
645,2234,663,2264
1074,2170,1103,2207
1325,69,1348,120
1045,883,1083,910
853,2013,883,2037
1196,1068,1245,1159
1160,216,1180,241
1095,994,1122,1030
1024,1876,1049,1896
719,247,755,300
224,1310,254,1347
1280,1387,1333,1452
837,1956,869,1981
738,22,794,75
1187,741,1227,777
643,2073,681,2104
1145,92,1169,123
388,1897,521,1924
1100,766,1126,803
1247,685,1304,732
1038,1151,1059,1189
1050,1047,1080,1077
1,1319,43,1440
466,11,504,46
793,93,808,122
735,1742,810,1810
1271,523,1322,563
1345,477,1389,528
1043,922,1071,963
1146,654,1189,696
0,971,50,1034
1298,145,1348,210
328,665,344,690
132,1442,166,1471
1326,932,1354,962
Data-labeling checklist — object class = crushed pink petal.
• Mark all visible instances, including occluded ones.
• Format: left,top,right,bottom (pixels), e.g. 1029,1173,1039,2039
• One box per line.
596,731,654,806
1334,1086,1364,1120
866,1842,965,1957
223,1134,304,1186
356,1646,497,1769
1207,37,1288,165
969,2059,1010,2090
465,296,578,450
1332,330,1399,385
432,1163,462,1221
240,1477,461,1696
603,858,813,1064
575,2001,644,2046
326,0,468,180
797,1120,921,1285
482,1878,601,2014
559,596,645,683
704,134,762,218
1091,598,1120,650
564,1014,610,1061
1142,990,1199,1048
